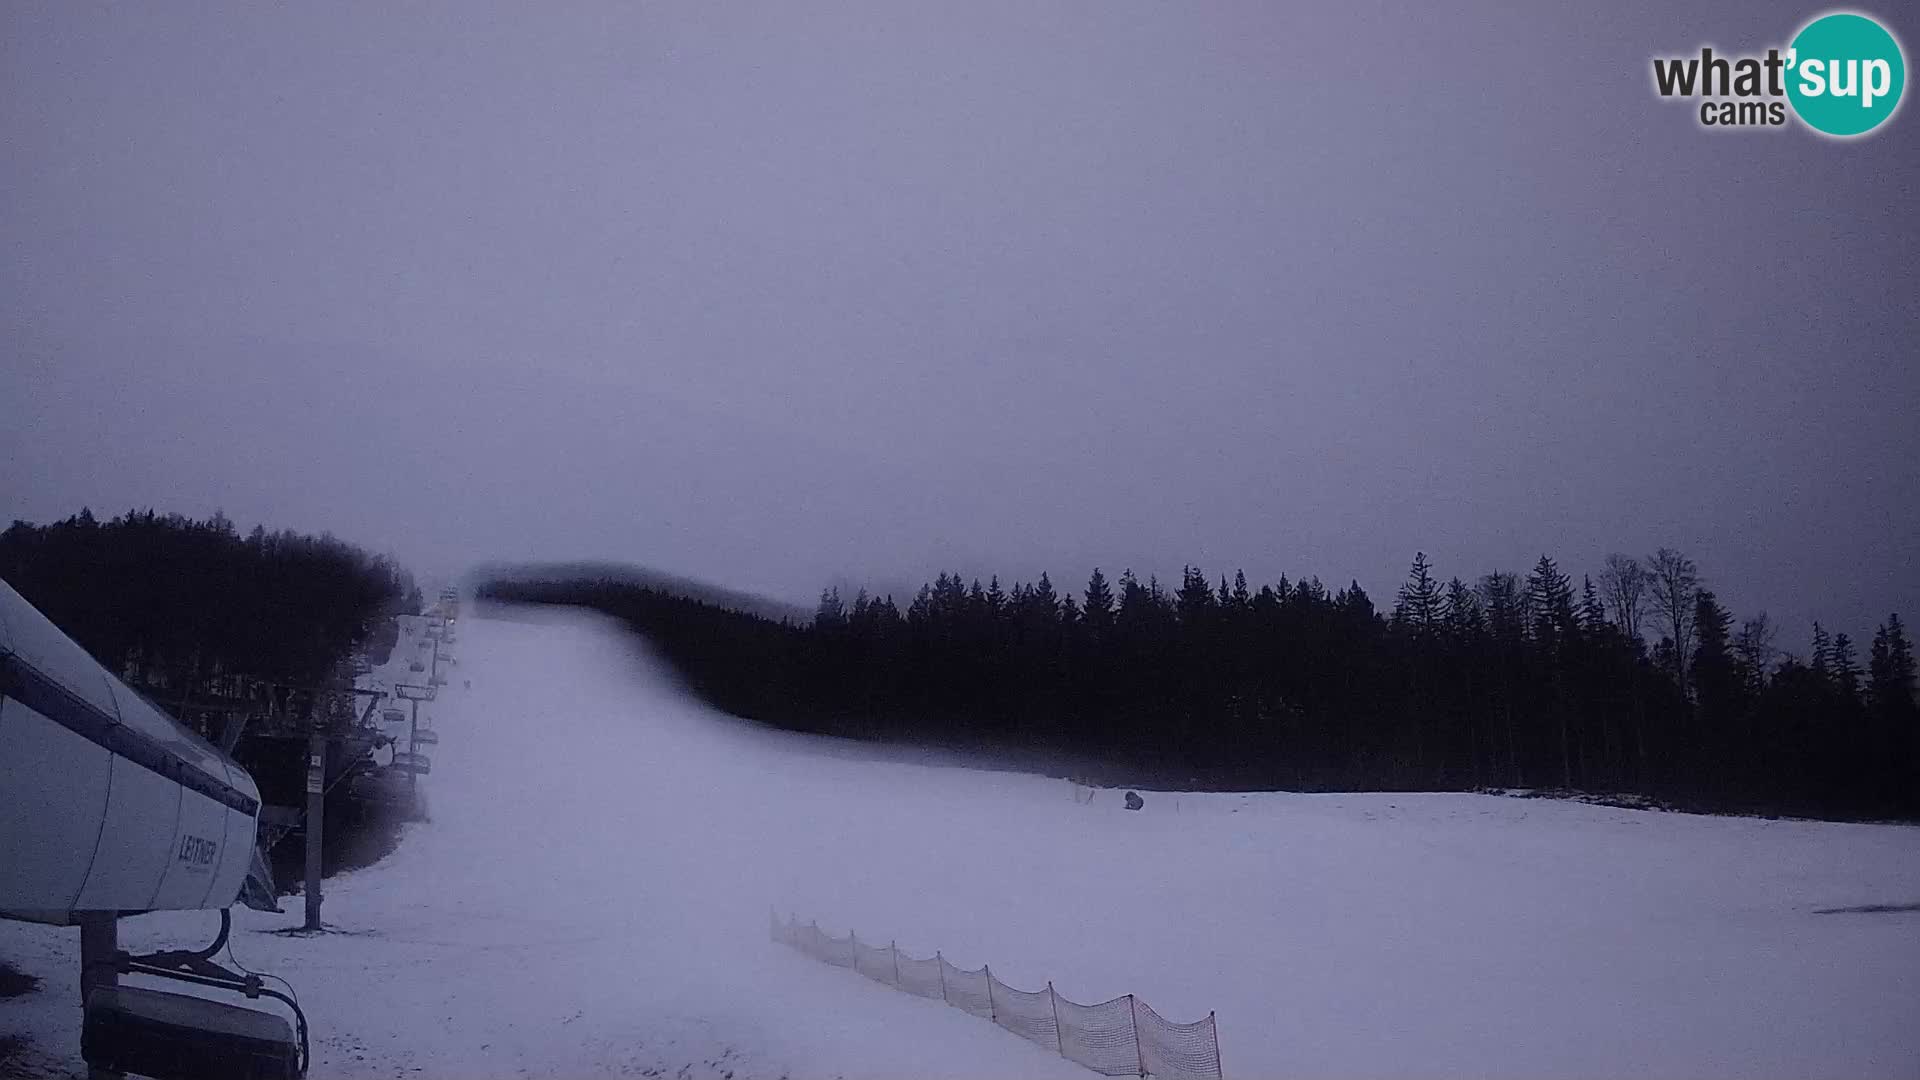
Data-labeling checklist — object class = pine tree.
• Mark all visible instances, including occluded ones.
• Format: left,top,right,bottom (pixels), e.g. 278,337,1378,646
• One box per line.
1690,591,1741,793
1031,572,1059,618
1810,622,1833,677
1734,614,1777,693
1866,616,1917,811
1394,552,1443,634
1525,555,1575,647
816,587,846,630
1692,591,1734,679
1479,572,1523,644
1082,568,1114,630
1253,584,1280,615
1177,565,1218,622
1831,632,1860,701
1579,575,1607,635
1443,577,1483,638
1869,615,1916,715
1335,580,1375,622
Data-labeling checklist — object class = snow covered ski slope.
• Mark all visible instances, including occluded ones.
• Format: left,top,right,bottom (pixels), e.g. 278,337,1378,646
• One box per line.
5,606,1919,1078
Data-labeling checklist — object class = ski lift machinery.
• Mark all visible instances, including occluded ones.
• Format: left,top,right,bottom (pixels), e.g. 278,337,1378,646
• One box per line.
0,579,309,1079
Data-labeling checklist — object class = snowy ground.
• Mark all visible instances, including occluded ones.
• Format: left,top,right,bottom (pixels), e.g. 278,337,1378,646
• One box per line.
5,607,1919,1079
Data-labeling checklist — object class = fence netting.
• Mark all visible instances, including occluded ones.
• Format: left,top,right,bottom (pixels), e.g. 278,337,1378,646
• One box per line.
1133,997,1222,1080
1056,994,1145,1077
852,936,895,984
771,912,1221,1079
895,950,945,1000
940,956,994,1020
987,971,1059,1049
790,920,854,968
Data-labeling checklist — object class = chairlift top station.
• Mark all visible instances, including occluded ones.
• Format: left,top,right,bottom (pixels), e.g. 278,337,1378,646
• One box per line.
0,578,263,923
2,577,316,1077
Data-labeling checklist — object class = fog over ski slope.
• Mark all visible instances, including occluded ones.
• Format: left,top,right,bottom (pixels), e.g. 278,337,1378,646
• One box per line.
6,607,1919,1078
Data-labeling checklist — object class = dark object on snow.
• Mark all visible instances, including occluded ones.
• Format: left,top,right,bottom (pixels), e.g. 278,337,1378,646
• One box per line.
84,984,300,1080
1124,791,1144,811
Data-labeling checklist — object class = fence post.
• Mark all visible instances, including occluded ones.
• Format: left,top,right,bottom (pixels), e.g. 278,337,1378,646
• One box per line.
937,951,948,1002
891,940,900,986
1209,1010,1221,1079
850,930,857,971
1048,981,1064,1056
985,964,997,1022
1128,994,1145,1078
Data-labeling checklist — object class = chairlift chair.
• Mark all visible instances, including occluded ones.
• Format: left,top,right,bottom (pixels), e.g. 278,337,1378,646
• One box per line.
348,768,414,808
82,911,308,1080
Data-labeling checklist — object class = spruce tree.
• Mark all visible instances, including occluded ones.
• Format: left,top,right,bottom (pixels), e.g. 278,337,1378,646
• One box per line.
1525,555,1575,647
1177,565,1218,622
1443,577,1483,638
1394,552,1443,634
1579,576,1607,635
1082,568,1114,630
1032,572,1059,616
1869,616,1917,716
1831,633,1860,701
816,587,846,630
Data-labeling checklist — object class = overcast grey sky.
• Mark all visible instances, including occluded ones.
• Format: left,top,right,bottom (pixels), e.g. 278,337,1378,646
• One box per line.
3,2,1915,641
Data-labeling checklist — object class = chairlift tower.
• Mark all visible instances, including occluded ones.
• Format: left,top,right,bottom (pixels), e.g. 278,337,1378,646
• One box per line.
393,683,434,807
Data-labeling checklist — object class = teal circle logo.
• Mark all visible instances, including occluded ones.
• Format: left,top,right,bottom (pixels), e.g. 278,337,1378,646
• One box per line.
1786,12,1906,136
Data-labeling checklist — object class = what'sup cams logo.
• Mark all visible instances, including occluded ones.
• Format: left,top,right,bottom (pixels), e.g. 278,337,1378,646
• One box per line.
1652,11,1905,136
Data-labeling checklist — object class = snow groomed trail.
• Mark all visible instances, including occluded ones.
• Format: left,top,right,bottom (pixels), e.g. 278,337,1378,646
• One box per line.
6,606,1920,1078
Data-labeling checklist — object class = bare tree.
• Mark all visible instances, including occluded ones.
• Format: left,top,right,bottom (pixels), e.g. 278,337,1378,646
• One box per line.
1646,548,1699,678
1599,553,1649,643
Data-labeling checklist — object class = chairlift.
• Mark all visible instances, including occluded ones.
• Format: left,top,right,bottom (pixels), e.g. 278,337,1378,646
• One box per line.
391,751,432,775
348,768,414,808
83,910,308,1080
411,729,439,746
